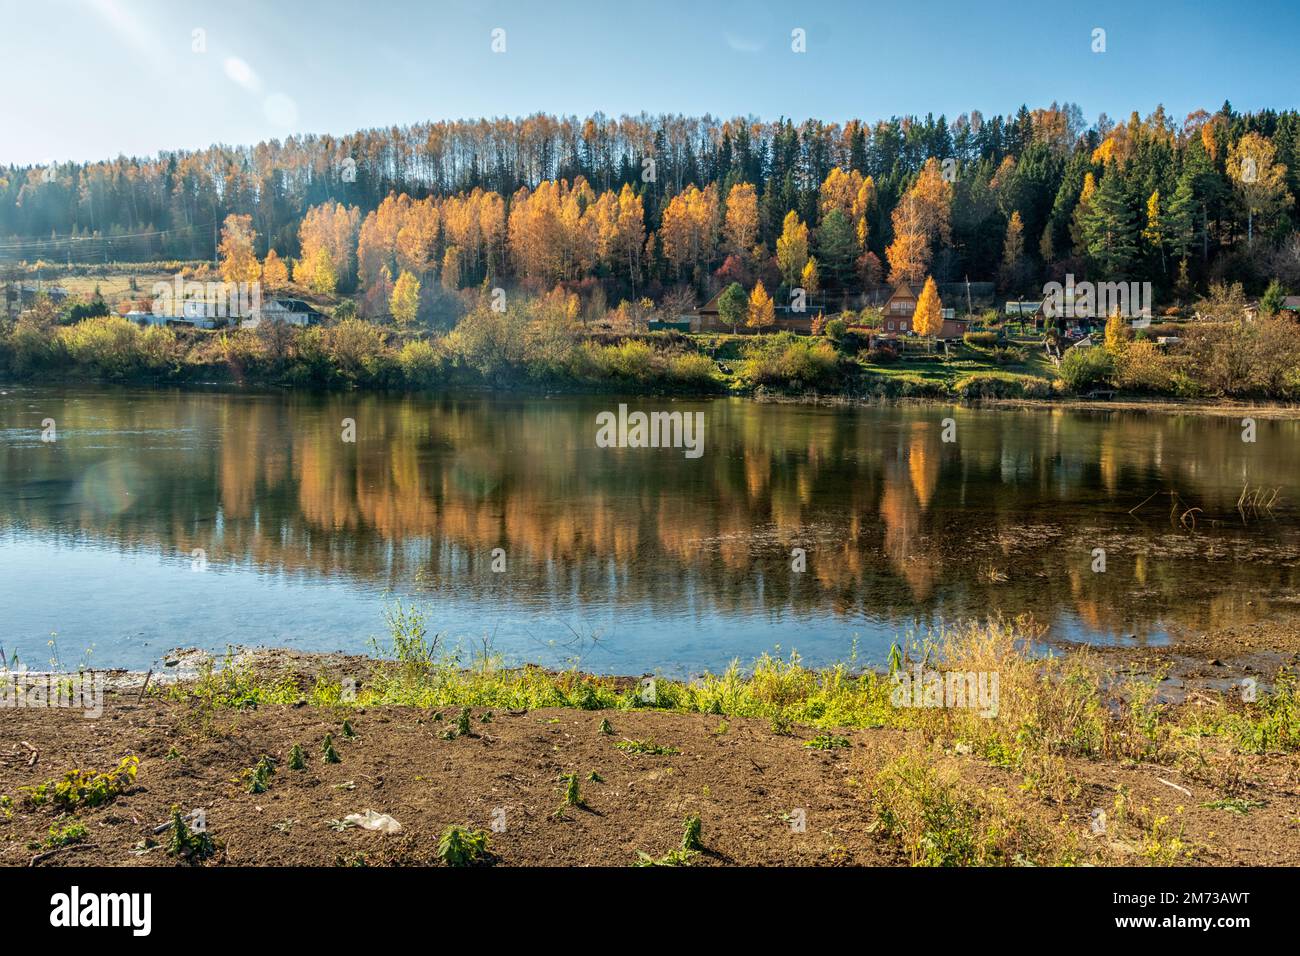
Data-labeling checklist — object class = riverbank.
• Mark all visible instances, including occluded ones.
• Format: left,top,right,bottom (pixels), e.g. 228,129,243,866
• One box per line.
6,308,1300,408
3,622,1297,867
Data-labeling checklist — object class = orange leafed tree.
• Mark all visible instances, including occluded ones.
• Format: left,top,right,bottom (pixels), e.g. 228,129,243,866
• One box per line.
300,201,361,291
886,159,951,284
911,276,943,338
661,183,720,277
260,248,288,287
593,183,646,284
723,182,760,258
218,213,261,284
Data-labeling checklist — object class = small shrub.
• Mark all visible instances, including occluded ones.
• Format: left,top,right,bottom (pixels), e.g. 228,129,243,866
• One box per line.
681,815,703,852
741,332,842,389
953,374,1034,400
963,331,1000,347
40,822,88,850
322,735,341,764
166,807,216,863
1058,345,1115,392
21,757,139,811
246,755,275,794
666,351,718,386
557,773,584,811
437,825,490,867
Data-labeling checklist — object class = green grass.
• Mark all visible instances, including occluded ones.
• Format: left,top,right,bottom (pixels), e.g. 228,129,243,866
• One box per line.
160,613,1300,795
614,739,681,756
1200,798,1266,815
856,342,1059,397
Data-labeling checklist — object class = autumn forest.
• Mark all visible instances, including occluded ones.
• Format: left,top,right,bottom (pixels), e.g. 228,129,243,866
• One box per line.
5,103,1300,314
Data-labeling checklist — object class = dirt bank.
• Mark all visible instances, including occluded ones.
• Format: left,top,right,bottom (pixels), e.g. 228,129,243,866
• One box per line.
2,664,1297,867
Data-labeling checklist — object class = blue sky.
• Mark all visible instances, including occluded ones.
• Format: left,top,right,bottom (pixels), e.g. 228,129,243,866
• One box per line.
2,0,1298,165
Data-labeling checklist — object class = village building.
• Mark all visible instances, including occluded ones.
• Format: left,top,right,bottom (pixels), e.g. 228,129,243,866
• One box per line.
3,282,70,318
241,298,324,328
691,288,820,334
872,282,968,339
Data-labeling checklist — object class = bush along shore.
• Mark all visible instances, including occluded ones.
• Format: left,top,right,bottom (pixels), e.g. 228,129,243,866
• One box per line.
2,615,1297,867
7,287,1300,404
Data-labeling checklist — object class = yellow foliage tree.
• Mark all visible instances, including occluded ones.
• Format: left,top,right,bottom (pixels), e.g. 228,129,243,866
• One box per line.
911,276,943,338
1104,311,1127,353
301,246,337,295
776,211,809,287
747,281,775,329
801,257,820,295
300,201,361,290
260,249,289,288
886,159,951,285
660,183,719,277
723,182,760,258
218,213,261,284
441,246,461,291
1227,132,1293,245
390,270,421,326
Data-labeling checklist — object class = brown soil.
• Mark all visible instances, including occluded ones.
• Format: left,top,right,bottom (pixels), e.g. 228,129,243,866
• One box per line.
2,684,1298,867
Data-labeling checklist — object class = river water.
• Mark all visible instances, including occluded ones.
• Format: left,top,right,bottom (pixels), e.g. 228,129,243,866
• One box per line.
2,385,1297,675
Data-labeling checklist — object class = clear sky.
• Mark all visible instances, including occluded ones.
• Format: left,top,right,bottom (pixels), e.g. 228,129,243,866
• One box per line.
3,0,1298,166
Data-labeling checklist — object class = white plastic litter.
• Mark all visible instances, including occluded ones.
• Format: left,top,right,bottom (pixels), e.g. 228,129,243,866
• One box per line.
343,810,402,834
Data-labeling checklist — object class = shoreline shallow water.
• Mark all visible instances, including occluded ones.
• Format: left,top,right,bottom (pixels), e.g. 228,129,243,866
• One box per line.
2,627,1297,868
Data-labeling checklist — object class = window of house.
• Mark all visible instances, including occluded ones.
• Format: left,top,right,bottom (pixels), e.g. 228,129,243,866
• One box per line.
887,321,894,331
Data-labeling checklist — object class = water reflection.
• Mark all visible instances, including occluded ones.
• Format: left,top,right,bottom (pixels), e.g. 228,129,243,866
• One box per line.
2,387,1297,673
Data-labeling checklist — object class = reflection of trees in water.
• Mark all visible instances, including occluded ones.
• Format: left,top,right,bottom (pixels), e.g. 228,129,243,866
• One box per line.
4,391,1300,640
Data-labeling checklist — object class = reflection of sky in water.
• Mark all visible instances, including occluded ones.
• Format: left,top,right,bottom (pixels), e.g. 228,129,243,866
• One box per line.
0,533,1173,676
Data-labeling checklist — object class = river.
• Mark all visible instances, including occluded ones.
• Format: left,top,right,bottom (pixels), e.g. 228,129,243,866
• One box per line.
2,385,1297,675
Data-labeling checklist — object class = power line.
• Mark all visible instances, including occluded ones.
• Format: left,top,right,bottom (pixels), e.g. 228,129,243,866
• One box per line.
0,220,217,252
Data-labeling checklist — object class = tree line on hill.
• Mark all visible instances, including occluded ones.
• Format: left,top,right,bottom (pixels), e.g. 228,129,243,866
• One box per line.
4,103,1300,318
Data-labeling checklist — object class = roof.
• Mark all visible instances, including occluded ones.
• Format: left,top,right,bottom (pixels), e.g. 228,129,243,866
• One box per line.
1281,296,1300,309
269,298,323,314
